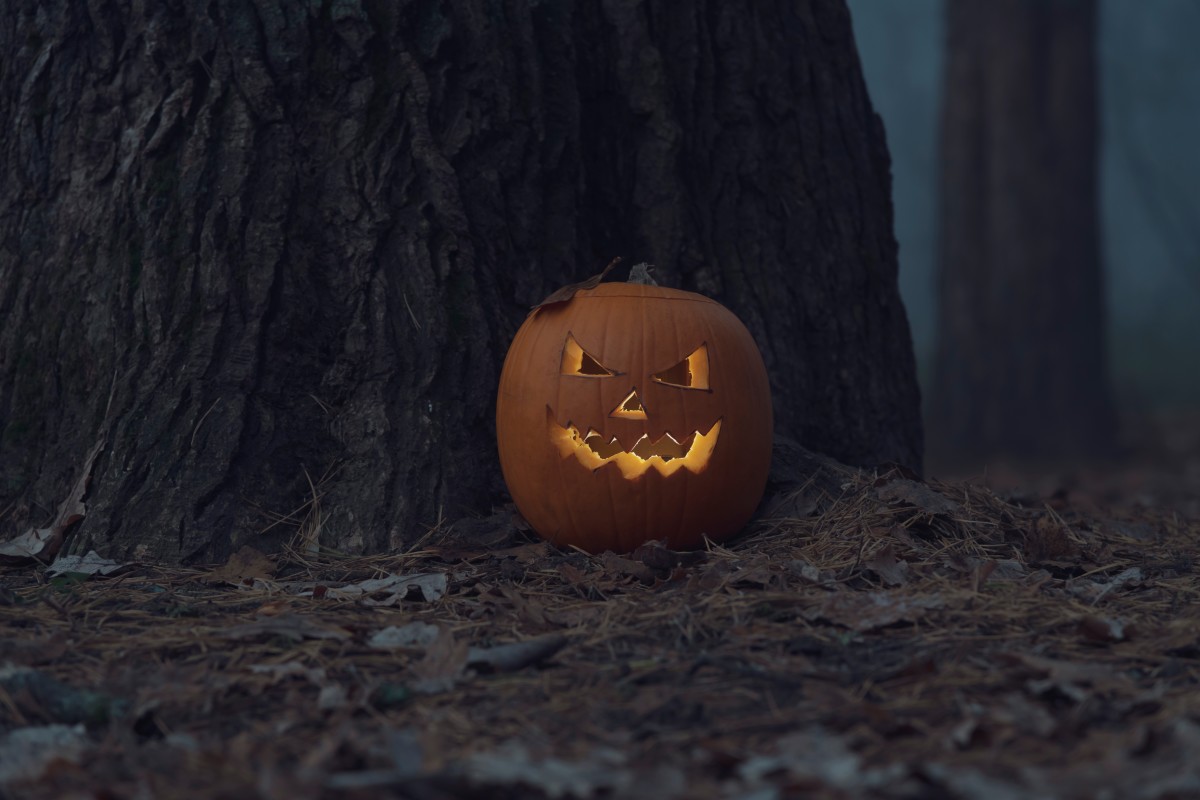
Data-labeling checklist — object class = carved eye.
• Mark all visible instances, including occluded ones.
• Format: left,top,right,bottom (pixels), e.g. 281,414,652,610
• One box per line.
561,333,617,377
651,344,709,390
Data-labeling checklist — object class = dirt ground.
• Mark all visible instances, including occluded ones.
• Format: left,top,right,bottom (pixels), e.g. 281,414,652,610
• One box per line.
2,412,1199,799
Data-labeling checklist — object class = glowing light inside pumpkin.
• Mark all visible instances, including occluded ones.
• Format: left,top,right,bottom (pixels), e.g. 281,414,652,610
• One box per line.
652,344,709,390
610,389,648,420
561,333,615,376
549,407,722,479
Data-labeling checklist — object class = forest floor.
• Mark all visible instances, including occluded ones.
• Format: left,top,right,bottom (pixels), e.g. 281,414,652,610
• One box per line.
2,412,1199,799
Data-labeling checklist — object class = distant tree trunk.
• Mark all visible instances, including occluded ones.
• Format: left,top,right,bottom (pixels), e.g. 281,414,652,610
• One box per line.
0,0,921,563
932,0,1115,463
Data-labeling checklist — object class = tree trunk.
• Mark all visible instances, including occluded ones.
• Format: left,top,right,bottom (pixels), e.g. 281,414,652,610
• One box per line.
0,0,920,563
932,0,1115,463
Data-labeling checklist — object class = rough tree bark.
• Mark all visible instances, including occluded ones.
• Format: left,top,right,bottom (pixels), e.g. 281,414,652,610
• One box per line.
932,0,1115,462
0,0,920,563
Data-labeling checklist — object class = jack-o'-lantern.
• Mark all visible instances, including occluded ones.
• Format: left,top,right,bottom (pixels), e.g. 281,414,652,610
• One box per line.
496,281,773,552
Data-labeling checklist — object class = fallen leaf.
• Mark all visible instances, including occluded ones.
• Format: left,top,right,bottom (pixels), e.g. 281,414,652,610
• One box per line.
809,590,943,632
409,629,469,695
325,730,423,789
220,614,352,642
737,728,907,793
368,622,440,650
467,634,568,673
788,560,826,584
205,545,275,586
247,662,328,685
297,573,448,605
46,550,132,578
1071,566,1145,603
971,560,997,592
531,257,621,312
629,540,706,571
557,562,589,585
457,741,640,799
865,544,908,586
997,692,1058,738
728,563,775,588
0,724,89,784
543,605,604,627
2,634,69,667
1023,516,1080,563
600,552,656,583
998,652,1128,701
920,762,1031,800
494,542,552,564
1078,615,1130,643
317,683,349,711
689,561,735,591
874,479,964,516
0,528,57,564
762,486,822,520
0,439,104,565
947,717,988,750
0,667,121,725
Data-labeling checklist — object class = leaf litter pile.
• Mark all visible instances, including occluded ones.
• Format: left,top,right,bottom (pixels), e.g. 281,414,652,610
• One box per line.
3,453,1200,798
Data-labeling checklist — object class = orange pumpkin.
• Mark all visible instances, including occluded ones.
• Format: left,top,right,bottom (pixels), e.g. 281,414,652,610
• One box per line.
496,282,773,552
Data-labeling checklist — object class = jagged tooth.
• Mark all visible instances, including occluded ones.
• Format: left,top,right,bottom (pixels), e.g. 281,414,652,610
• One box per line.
629,434,650,459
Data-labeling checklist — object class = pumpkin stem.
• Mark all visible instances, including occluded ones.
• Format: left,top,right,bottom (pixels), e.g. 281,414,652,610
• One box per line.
628,262,659,286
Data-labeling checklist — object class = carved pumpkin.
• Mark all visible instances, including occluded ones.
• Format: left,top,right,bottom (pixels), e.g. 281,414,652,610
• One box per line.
496,282,773,552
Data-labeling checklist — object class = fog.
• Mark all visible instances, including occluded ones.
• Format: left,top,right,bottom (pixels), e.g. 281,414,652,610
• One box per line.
847,0,1200,409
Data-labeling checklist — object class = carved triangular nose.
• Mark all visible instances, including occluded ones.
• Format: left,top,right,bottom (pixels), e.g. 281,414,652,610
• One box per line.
610,388,648,420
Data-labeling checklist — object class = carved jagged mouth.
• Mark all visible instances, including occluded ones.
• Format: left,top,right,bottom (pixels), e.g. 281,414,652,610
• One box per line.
548,407,721,479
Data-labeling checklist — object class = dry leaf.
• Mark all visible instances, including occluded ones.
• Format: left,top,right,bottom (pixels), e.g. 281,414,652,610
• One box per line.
810,590,943,632
1071,566,1145,603
368,622,440,650
298,573,448,605
788,560,825,584
458,741,637,799
205,545,276,586
600,552,655,583
971,560,998,592
738,729,906,793
999,652,1127,698
530,257,621,312
1078,615,1130,643
247,662,328,685
865,544,909,586
317,684,349,711
1023,516,1080,563
0,724,89,784
0,440,104,565
875,479,964,517
46,550,131,578
467,634,568,673
630,540,705,571
221,614,351,642
0,667,120,725
557,562,589,585
409,629,469,695
0,528,57,564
